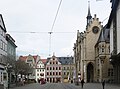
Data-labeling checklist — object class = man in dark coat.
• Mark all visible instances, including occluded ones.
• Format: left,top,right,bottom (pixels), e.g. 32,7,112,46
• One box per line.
81,79,85,88
102,80,105,89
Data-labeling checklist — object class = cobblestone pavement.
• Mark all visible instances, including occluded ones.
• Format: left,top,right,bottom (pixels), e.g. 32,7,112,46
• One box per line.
10,83,120,89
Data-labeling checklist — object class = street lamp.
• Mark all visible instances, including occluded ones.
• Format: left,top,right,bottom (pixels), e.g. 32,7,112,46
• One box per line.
5,64,12,89
69,56,73,83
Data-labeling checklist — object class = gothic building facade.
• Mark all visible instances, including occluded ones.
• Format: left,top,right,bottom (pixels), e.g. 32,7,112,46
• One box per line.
74,3,113,83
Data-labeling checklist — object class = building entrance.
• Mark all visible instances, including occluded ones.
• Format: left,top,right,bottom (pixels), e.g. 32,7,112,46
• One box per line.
87,62,94,82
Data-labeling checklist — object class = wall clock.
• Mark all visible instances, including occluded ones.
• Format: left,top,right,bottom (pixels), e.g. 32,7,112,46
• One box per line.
92,26,99,34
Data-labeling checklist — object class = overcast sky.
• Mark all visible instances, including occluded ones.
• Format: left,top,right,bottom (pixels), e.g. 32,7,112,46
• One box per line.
0,0,111,58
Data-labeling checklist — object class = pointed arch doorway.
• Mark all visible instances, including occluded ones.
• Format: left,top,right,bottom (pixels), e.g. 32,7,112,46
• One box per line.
87,62,94,82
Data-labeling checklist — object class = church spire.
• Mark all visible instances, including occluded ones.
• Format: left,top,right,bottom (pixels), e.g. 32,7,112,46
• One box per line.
86,1,92,27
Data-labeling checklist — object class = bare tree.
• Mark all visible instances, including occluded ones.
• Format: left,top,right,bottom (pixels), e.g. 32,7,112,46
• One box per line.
2,55,33,84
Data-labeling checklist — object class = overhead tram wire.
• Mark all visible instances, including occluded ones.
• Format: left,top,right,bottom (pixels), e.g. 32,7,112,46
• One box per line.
50,0,63,33
48,0,63,56
8,31,76,34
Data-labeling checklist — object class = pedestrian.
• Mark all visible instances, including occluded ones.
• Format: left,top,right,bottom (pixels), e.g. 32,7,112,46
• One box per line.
102,80,105,89
81,79,85,88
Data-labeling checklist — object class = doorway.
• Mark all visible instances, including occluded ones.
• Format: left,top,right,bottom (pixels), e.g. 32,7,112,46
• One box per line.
87,62,94,82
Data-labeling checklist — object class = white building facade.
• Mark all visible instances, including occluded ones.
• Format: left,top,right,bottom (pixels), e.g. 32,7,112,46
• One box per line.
35,56,46,82
0,14,7,85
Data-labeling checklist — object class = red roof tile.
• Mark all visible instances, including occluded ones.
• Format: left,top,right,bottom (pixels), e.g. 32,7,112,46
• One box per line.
19,55,38,62
19,56,27,61
41,59,47,64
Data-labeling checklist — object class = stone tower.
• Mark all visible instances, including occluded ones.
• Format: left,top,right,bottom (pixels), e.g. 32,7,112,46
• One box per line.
86,1,92,28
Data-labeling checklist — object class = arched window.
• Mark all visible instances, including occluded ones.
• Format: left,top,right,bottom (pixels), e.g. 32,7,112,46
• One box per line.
59,67,61,70
56,61,58,64
47,72,49,75
53,67,54,70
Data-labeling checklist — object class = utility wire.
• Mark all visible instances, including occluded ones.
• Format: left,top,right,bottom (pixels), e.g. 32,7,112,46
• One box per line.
101,17,109,23
96,0,103,1
50,0,63,32
67,51,73,57
48,0,63,56
8,31,75,34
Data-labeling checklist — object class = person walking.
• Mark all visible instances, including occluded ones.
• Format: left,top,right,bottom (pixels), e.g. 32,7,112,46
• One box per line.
102,80,105,89
81,79,85,88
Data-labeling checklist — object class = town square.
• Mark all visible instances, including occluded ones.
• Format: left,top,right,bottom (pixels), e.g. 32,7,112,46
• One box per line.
0,0,120,89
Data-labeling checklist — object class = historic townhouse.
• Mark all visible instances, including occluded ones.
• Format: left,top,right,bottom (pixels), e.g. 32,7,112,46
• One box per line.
0,14,17,88
6,34,17,60
46,56,75,83
0,14,7,85
58,57,75,83
35,57,46,82
73,3,113,83
6,34,17,84
19,54,40,79
46,55,62,83
107,0,120,83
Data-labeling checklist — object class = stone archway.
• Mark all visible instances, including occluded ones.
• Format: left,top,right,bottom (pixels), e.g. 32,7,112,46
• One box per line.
87,62,94,82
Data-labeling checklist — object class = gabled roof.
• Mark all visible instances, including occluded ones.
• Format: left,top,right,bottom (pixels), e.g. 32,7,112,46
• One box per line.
0,14,6,32
107,0,119,28
41,59,47,64
6,34,17,48
58,57,74,65
19,55,38,63
95,25,110,47
47,57,74,65
19,56,27,61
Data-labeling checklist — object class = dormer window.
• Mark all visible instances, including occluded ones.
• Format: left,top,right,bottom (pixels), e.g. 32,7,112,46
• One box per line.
27,60,32,62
